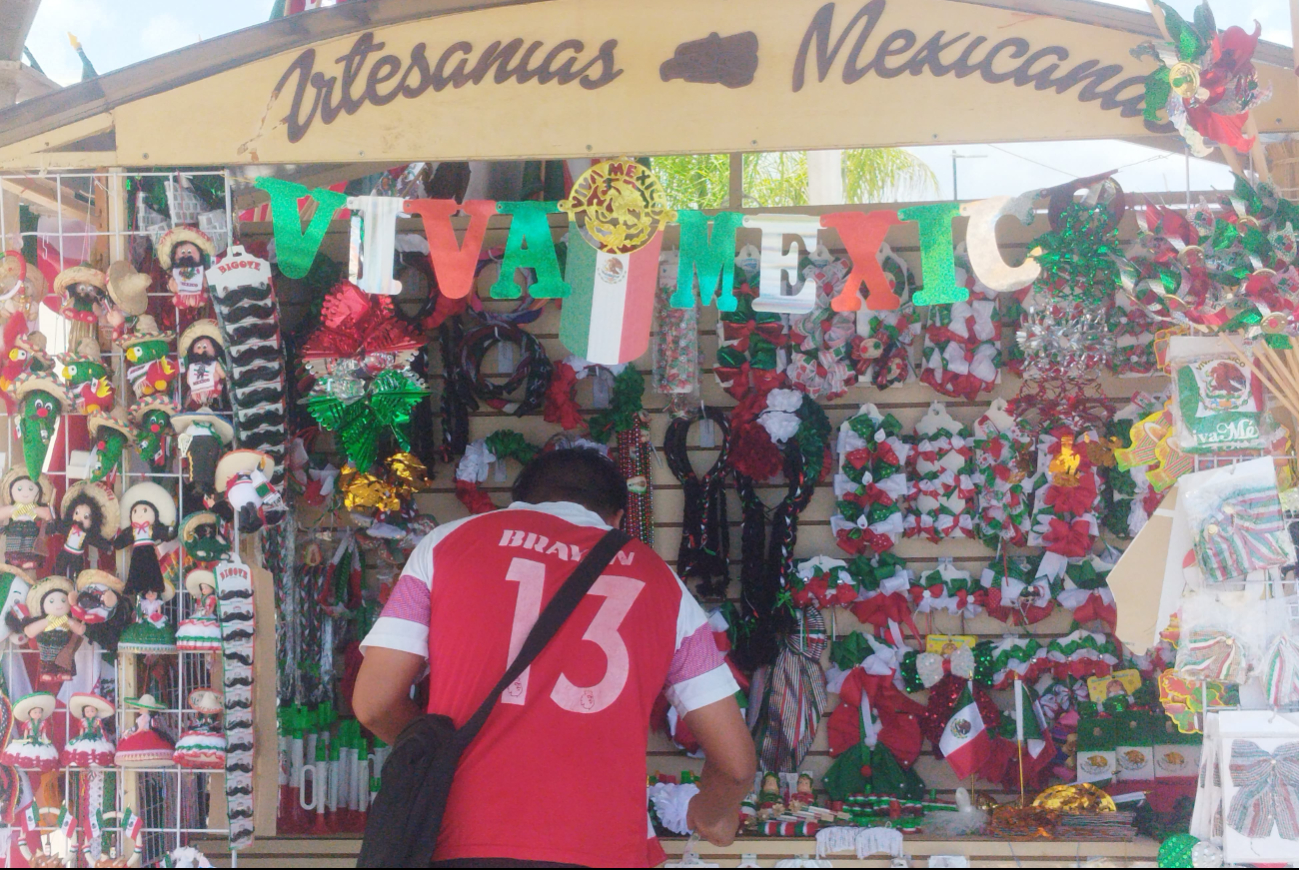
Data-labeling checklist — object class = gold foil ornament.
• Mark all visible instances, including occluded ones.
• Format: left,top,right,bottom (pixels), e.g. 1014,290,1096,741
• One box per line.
560,158,676,254
1032,783,1116,814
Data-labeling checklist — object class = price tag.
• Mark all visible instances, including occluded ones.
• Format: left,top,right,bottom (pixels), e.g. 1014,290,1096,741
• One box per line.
699,419,716,449
592,374,611,409
493,459,509,483
496,341,515,373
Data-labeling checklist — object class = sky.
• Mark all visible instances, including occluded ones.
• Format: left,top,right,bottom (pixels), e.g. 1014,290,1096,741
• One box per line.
18,0,1295,201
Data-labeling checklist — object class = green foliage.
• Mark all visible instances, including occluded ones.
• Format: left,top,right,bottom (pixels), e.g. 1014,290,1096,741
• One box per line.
650,149,936,210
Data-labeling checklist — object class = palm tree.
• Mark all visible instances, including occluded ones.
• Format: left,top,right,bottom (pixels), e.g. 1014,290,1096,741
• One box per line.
651,149,936,209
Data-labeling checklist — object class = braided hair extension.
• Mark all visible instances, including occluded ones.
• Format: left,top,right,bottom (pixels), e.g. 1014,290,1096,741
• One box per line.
457,321,553,416
664,407,732,600
439,316,470,462
731,396,832,672
665,410,737,599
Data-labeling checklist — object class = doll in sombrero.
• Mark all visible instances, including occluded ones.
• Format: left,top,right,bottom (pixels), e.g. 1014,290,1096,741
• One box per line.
46,480,117,579
114,694,175,767
0,692,59,772
113,483,178,653
6,576,85,688
117,316,178,399
53,266,108,351
128,396,179,473
173,688,225,769
61,693,115,768
176,569,220,652
57,337,115,415
172,411,234,511
159,227,217,312
75,569,130,654
0,469,53,571
216,449,285,533
179,320,227,411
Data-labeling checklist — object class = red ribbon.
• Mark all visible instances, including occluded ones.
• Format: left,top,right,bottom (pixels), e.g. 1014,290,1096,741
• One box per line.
454,480,497,515
543,362,585,432
849,592,921,646
1041,517,1094,558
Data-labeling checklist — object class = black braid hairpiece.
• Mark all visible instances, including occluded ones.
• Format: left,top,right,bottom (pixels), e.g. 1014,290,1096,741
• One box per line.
664,407,732,600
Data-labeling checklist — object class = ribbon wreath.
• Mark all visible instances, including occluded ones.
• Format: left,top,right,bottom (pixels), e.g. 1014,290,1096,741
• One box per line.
1226,740,1299,841
305,368,428,472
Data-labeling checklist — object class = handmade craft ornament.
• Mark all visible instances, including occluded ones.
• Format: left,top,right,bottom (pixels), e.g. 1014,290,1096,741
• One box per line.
75,568,129,653
115,694,176,766
105,258,151,320
179,320,227,411
50,481,117,579
751,607,829,772
559,223,664,364
61,693,116,768
10,576,84,689
214,557,256,848
58,347,114,414
1225,739,1299,840
305,368,428,472
664,408,731,598
254,177,350,279
0,469,53,571
12,373,69,478
831,404,909,557
668,210,745,312
489,201,569,299
53,266,108,349
177,570,221,652
217,449,286,532
181,511,230,568
820,211,903,311
174,689,226,769
746,214,820,314
159,226,218,309
129,397,179,474
0,692,58,772
345,196,405,296
86,408,133,484
403,199,495,299
0,325,50,402
560,158,676,255
117,317,178,399
960,194,1042,292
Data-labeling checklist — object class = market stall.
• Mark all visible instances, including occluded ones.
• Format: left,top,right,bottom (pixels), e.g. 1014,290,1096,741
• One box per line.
0,0,1297,866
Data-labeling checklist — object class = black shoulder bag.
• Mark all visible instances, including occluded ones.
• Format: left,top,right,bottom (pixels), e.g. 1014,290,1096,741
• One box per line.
358,528,631,867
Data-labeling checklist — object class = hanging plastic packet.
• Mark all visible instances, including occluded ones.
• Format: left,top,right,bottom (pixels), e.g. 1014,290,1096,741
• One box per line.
1167,336,1269,454
1174,589,1271,685
1182,457,1295,585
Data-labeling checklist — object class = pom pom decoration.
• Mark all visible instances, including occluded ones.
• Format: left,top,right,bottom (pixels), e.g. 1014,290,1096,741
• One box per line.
906,403,976,543
831,404,909,558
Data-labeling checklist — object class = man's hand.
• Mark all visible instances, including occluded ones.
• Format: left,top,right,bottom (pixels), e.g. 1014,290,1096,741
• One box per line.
686,794,740,846
352,647,426,744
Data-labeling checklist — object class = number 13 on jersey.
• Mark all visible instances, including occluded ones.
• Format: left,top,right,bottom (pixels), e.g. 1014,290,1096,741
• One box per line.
501,557,645,713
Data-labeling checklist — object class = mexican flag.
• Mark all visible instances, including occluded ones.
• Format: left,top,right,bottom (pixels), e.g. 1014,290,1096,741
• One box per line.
1014,680,1056,781
559,225,664,365
938,684,992,779
57,804,75,840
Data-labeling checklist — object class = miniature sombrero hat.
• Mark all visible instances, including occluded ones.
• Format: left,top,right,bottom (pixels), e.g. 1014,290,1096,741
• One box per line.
120,481,177,529
26,576,74,617
76,568,125,596
157,227,216,270
68,692,115,721
12,692,56,722
53,266,106,296
172,410,234,445
12,371,71,410
216,449,275,492
184,569,215,599
187,689,223,714
116,315,176,350
181,511,220,542
88,407,134,444
61,480,120,538
128,395,180,425
126,694,168,712
105,259,151,316
178,320,223,358
0,468,53,507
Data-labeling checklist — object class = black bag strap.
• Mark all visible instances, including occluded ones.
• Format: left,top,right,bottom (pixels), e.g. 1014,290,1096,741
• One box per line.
454,527,630,747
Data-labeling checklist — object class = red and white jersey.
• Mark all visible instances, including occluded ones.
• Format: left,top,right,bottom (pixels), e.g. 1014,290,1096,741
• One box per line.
362,501,738,867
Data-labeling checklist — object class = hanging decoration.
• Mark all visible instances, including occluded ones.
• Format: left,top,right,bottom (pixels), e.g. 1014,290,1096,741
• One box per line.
588,367,654,545
559,222,664,365
1029,428,1102,558
715,268,789,400
847,554,919,648
651,252,701,414
907,403,976,543
785,257,866,401
980,554,1055,625
403,199,495,299
128,397,179,475
1134,2,1269,157
253,177,349,279
854,242,919,389
972,399,1036,549
831,403,909,558
919,260,1002,401
346,195,406,296
672,211,745,311
910,559,983,618
664,408,731,599
12,373,69,479
490,201,570,299
454,430,543,515
750,606,829,773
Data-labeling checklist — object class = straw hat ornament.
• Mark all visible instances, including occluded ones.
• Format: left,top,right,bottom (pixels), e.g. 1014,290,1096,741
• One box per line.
0,468,54,508
179,320,223,359
120,481,177,529
215,450,275,492
88,406,134,444
127,693,168,712
53,267,106,313
117,315,176,352
184,569,215,599
12,691,56,723
158,227,216,270
188,688,223,715
172,410,234,445
25,576,74,618
105,259,151,316
68,692,114,721
76,568,126,597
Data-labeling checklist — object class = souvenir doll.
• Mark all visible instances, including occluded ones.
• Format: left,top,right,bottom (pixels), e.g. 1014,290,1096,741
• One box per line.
788,772,817,812
48,481,118,578
116,482,176,593
176,569,220,652
172,411,234,510
0,692,59,772
114,694,175,766
129,396,180,473
159,227,217,311
180,511,229,569
173,688,225,769
215,449,285,532
0,562,32,645
0,469,53,570
756,771,785,821
12,372,69,479
118,574,177,654
0,251,39,326
74,568,129,654
58,338,115,414
86,408,134,485
53,266,108,351
61,693,116,767
6,576,85,688
104,258,150,337
116,316,177,399
179,320,227,411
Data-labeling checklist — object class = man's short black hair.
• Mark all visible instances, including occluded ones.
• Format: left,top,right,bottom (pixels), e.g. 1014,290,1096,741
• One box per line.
511,448,628,518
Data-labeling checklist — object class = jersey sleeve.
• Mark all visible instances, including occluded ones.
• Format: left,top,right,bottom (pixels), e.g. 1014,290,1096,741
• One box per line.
662,574,740,717
359,529,438,659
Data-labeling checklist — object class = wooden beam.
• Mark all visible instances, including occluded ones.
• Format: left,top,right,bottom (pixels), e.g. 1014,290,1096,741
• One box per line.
0,177,92,221
728,153,743,210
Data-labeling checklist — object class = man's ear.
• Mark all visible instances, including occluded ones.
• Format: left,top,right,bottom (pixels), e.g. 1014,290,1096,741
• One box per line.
609,509,625,528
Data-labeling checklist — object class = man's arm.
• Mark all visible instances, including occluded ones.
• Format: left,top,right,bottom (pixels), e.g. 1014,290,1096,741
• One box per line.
682,695,756,847
352,647,426,745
